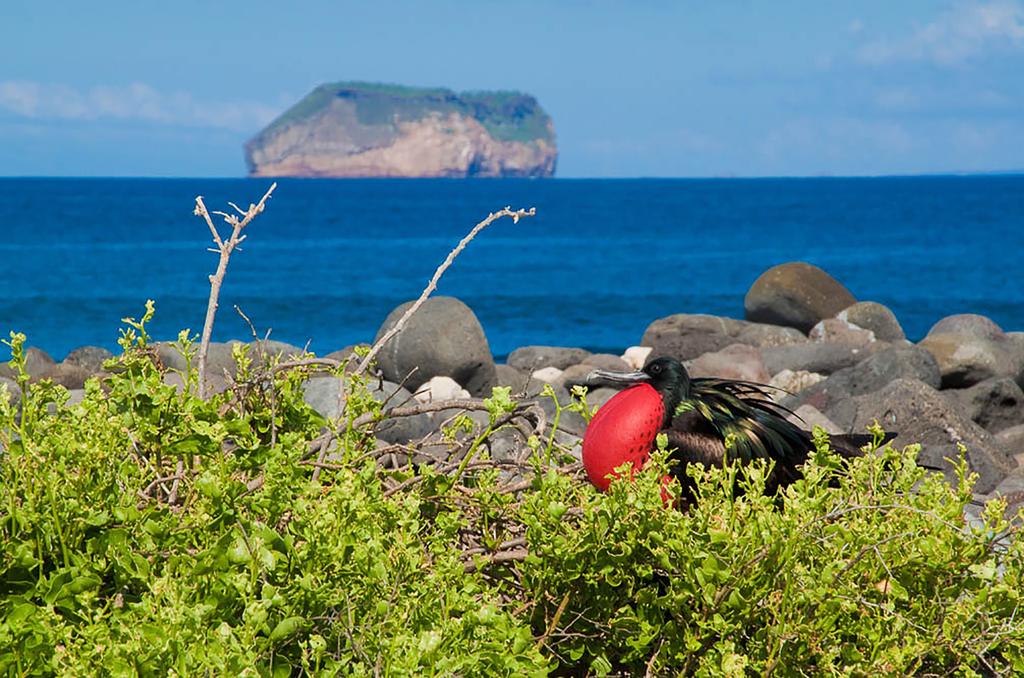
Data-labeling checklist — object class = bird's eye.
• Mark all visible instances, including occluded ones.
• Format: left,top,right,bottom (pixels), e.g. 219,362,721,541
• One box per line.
650,365,661,374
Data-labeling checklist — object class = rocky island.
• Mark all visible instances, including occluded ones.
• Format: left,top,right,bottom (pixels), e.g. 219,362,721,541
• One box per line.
245,82,557,178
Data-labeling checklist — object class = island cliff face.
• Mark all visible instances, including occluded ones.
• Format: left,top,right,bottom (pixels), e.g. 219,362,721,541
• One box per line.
245,83,557,178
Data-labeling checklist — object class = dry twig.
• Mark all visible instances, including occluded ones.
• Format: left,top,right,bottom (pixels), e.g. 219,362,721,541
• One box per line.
355,206,535,376
194,183,277,398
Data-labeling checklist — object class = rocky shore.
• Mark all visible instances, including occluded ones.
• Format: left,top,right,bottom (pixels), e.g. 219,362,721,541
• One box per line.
5,261,1023,506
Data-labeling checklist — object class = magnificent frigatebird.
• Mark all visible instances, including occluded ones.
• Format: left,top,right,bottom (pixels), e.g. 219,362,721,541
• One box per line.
582,356,890,502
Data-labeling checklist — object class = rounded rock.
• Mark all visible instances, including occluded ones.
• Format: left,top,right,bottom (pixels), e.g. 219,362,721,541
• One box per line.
494,364,529,392
927,314,1004,340
582,353,631,372
687,343,770,383
0,347,56,381
744,262,857,333
63,345,114,373
374,296,497,397
837,302,906,343
945,377,1024,434
621,346,653,370
413,376,470,404
507,345,591,372
808,318,875,346
918,333,1016,389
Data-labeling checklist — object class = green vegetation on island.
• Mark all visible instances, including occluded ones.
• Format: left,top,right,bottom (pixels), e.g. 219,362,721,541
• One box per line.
264,81,554,144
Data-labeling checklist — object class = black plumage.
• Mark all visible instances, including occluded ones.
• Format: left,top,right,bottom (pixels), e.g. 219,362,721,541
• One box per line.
588,356,891,500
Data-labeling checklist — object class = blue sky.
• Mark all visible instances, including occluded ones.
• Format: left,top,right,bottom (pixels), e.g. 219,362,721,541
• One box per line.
2,1,1023,177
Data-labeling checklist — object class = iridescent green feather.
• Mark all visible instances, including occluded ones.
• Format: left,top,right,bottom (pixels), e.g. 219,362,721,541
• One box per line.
677,378,809,465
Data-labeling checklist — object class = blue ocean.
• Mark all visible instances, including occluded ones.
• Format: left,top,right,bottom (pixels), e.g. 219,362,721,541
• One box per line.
1,176,1021,361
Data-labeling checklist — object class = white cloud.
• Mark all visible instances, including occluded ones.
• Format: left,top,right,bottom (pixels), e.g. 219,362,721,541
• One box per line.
858,0,1024,65
0,81,279,131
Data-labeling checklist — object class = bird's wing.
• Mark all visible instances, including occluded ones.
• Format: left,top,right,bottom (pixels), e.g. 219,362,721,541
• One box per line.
677,378,812,466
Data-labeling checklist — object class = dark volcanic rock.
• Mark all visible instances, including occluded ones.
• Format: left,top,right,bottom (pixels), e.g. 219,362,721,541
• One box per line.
827,378,1016,493
918,333,1019,389
995,424,1024,462
507,346,591,373
0,347,56,381
557,364,595,392
64,346,114,373
587,387,620,410
945,377,1024,434
324,343,369,371
641,313,804,362
374,296,497,397
762,342,875,376
494,364,529,393
45,362,92,390
837,301,906,343
687,344,770,383
581,353,631,372
524,379,586,436
303,377,434,443
157,341,242,377
927,313,1004,340
744,262,857,333
786,345,940,414
250,339,305,361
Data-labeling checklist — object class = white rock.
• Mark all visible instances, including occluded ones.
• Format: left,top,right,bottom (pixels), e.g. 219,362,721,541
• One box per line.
413,376,470,403
531,367,564,384
621,346,653,370
769,369,825,400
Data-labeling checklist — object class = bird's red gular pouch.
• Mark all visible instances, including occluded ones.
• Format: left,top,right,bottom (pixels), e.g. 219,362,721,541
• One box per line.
582,383,665,491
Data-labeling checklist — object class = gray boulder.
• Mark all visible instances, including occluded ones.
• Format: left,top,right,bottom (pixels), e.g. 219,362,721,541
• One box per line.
808,318,875,346
827,378,1016,493
0,347,56,381
587,387,620,410
641,313,804,362
524,379,586,437
45,362,92,390
374,296,497,397
918,332,1020,389
303,377,434,444
927,313,1004,340
507,345,591,372
762,342,875,376
945,377,1024,434
494,364,529,393
837,301,906,343
687,343,770,383
995,424,1024,464
556,364,595,392
250,339,305,361
744,262,857,333
63,345,114,373
1007,332,1024,386
787,345,940,415
581,353,631,372
156,341,242,377
324,343,369,372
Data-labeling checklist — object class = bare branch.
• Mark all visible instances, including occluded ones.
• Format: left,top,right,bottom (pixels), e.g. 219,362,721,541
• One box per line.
195,182,277,398
355,206,535,375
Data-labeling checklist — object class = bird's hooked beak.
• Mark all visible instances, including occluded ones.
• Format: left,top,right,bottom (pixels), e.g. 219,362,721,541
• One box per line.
585,368,650,388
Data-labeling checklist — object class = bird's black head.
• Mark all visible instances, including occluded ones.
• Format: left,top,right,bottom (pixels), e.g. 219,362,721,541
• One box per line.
586,355,691,424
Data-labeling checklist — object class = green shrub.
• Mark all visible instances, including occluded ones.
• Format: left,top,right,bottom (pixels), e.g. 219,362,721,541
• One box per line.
1,308,1021,676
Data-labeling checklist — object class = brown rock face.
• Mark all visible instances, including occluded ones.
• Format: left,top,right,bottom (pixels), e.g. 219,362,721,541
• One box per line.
744,262,857,333
245,83,557,178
